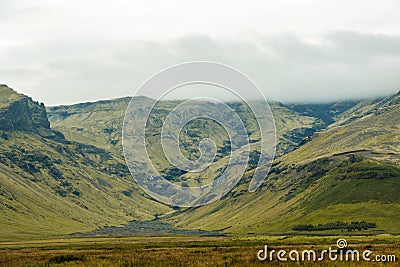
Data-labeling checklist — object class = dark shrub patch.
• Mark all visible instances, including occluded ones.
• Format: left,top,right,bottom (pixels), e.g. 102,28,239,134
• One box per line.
49,254,85,264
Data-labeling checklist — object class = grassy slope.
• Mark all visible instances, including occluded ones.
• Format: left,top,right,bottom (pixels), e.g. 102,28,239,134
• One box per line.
0,136,169,239
163,158,400,234
279,92,400,165
47,97,131,154
47,99,318,188
4,84,398,238
0,135,170,241
47,99,318,158
0,88,169,241
163,93,400,234
47,93,400,234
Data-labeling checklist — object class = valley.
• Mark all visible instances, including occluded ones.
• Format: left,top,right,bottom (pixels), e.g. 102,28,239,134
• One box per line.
0,84,399,240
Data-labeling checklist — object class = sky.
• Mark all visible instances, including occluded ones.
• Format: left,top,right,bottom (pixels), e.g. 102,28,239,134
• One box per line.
1,0,400,105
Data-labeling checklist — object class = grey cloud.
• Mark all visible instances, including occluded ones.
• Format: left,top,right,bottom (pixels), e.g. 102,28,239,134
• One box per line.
1,32,400,105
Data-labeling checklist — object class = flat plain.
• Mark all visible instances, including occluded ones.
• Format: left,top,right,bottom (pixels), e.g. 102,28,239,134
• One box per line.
0,235,399,267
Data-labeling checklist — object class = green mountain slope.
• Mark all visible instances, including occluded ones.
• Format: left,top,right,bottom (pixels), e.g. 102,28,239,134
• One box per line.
285,101,360,127
47,98,131,154
280,91,400,165
47,99,319,158
2,84,399,239
164,155,400,234
47,98,320,189
0,85,169,241
47,90,399,235
162,92,400,234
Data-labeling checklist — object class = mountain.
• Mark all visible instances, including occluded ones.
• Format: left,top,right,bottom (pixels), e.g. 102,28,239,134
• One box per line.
47,90,399,235
47,97,323,193
47,98,320,159
47,97,131,154
1,84,399,239
162,92,400,234
281,91,400,165
0,85,169,241
285,101,361,127
0,85,60,138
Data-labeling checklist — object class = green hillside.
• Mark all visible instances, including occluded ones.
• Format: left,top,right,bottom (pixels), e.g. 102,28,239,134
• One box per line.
164,154,400,234
163,92,400,234
280,91,400,165
0,85,169,241
285,101,360,127
1,84,399,239
47,98,131,154
47,89,400,235
47,99,319,158
47,98,319,189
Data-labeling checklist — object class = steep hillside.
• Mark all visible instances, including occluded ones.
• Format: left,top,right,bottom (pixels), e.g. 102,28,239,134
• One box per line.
47,99,319,158
285,101,360,127
47,91,399,235
0,85,169,241
163,92,400,234
164,154,400,234
3,84,398,239
279,91,400,165
0,85,60,138
48,98,321,193
47,98,131,154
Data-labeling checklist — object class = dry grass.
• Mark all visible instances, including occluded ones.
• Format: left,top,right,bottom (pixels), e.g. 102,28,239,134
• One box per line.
0,235,399,267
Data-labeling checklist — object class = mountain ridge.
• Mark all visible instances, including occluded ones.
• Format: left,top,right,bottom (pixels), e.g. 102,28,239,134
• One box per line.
0,85,63,140
1,85,399,239
0,86,170,241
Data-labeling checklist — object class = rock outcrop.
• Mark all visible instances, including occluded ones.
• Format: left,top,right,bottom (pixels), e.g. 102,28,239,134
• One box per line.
0,84,63,139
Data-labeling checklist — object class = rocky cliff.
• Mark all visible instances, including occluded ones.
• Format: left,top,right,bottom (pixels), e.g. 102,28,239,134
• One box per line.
0,85,63,138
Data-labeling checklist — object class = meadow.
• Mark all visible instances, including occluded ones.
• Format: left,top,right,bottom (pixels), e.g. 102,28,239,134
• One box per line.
0,235,399,266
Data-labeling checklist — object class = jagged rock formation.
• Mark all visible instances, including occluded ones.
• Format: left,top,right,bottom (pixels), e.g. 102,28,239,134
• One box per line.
0,85,63,139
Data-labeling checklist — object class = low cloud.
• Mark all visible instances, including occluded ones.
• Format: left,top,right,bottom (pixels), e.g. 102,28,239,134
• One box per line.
1,32,400,105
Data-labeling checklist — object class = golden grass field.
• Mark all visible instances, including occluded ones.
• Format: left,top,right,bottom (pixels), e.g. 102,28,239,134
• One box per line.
0,235,399,267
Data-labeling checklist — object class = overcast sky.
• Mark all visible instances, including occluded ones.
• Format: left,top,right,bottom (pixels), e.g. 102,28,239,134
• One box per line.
1,0,400,105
